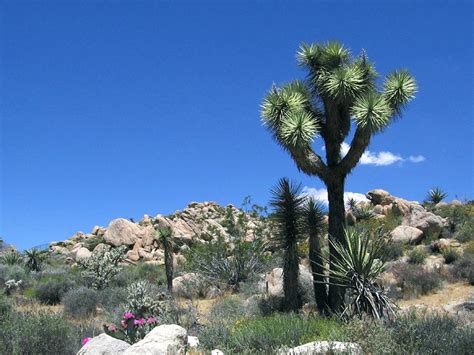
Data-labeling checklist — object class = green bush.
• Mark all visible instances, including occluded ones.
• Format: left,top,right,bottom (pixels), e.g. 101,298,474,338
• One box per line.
97,286,128,314
407,248,427,264
83,236,106,251
452,255,474,285
454,222,473,243
441,247,460,264
391,263,442,298
35,279,74,305
388,311,473,354
227,313,343,352
62,287,99,319
0,311,82,354
435,203,474,234
341,311,473,354
0,264,30,285
381,241,405,261
0,293,12,321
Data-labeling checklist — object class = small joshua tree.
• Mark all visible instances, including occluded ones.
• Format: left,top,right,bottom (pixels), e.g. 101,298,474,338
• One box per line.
270,178,306,312
261,41,416,310
24,248,48,272
78,245,127,290
155,226,174,293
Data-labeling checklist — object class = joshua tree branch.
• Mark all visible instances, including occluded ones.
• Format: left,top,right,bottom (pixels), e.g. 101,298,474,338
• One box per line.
287,145,328,180
337,125,371,175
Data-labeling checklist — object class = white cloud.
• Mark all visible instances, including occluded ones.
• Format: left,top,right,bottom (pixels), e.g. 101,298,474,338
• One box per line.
408,155,426,163
302,187,368,206
324,142,425,166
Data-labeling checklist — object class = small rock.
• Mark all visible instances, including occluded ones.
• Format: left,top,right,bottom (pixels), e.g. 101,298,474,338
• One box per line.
187,336,199,348
283,341,361,354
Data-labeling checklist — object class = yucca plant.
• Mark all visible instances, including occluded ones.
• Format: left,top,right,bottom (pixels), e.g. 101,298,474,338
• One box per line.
270,178,306,312
353,205,376,221
25,248,48,272
0,250,24,266
346,198,358,210
302,198,328,314
261,41,416,310
426,187,448,205
315,228,395,320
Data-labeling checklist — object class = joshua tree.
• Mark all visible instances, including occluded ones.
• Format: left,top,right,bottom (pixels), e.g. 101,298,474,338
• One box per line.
155,226,174,292
24,248,47,272
270,178,306,312
261,41,416,310
302,198,328,314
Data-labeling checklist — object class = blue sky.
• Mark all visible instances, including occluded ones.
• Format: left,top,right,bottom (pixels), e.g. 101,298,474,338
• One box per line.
1,0,472,249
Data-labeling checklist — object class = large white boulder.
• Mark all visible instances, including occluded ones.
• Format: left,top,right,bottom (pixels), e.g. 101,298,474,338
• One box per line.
77,334,130,355
283,341,362,354
263,267,313,298
366,189,392,205
404,205,446,238
390,225,424,244
104,218,144,247
123,324,187,355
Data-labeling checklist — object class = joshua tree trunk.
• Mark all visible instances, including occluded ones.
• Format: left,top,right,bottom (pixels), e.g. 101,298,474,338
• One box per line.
163,241,173,293
326,175,347,311
283,243,301,312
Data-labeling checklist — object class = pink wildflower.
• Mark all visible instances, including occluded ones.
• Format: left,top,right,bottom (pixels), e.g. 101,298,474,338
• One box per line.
107,325,117,332
123,312,135,320
82,337,92,346
133,318,146,326
120,320,127,328
146,316,157,324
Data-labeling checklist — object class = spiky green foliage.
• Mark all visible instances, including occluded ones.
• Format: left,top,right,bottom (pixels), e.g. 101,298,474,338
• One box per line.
0,251,23,266
426,187,448,205
24,248,48,272
270,178,306,312
352,205,376,221
316,228,395,320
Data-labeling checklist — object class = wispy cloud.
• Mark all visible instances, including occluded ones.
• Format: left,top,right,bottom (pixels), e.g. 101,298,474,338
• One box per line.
327,142,425,166
302,187,368,206
408,155,426,163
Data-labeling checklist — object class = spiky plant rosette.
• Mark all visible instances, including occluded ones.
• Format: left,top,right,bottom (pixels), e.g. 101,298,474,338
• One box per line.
314,228,396,320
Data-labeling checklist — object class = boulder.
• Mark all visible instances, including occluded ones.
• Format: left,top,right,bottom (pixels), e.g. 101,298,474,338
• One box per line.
187,336,199,348
104,218,143,247
211,350,224,355
366,189,391,206
71,247,92,261
91,225,106,236
263,267,312,298
141,226,156,248
77,333,130,354
283,341,362,354
93,243,109,254
390,226,424,244
392,199,411,217
126,242,141,262
123,324,187,355
172,273,201,298
404,205,446,238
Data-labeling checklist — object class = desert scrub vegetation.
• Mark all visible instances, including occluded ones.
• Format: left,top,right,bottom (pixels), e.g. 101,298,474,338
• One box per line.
62,287,100,319
441,247,461,264
407,247,427,264
391,262,443,298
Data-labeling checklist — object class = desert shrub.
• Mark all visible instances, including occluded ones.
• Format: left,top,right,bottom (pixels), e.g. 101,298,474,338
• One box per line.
124,280,163,316
452,255,474,285
388,311,473,354
435,202,474,233
381,241,405,261
0,293,12,321
0,264,30,285
407,248,427,264
341,311,474,354
113,262,166,287
0,251,23,266
454,222,473,243
83,236,105,251
62,287,99,318
0,311,80,354
78,245,127,289
35,279,74,305
227,313,343,352
441,247,460,264
185,236,267,288
97,286,128,314
391,263,442,298
209,297,246,323
464,240,474,256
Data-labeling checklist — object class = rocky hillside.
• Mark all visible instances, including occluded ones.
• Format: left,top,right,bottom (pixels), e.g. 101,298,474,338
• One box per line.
49,188,466,267
49,201,269,264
